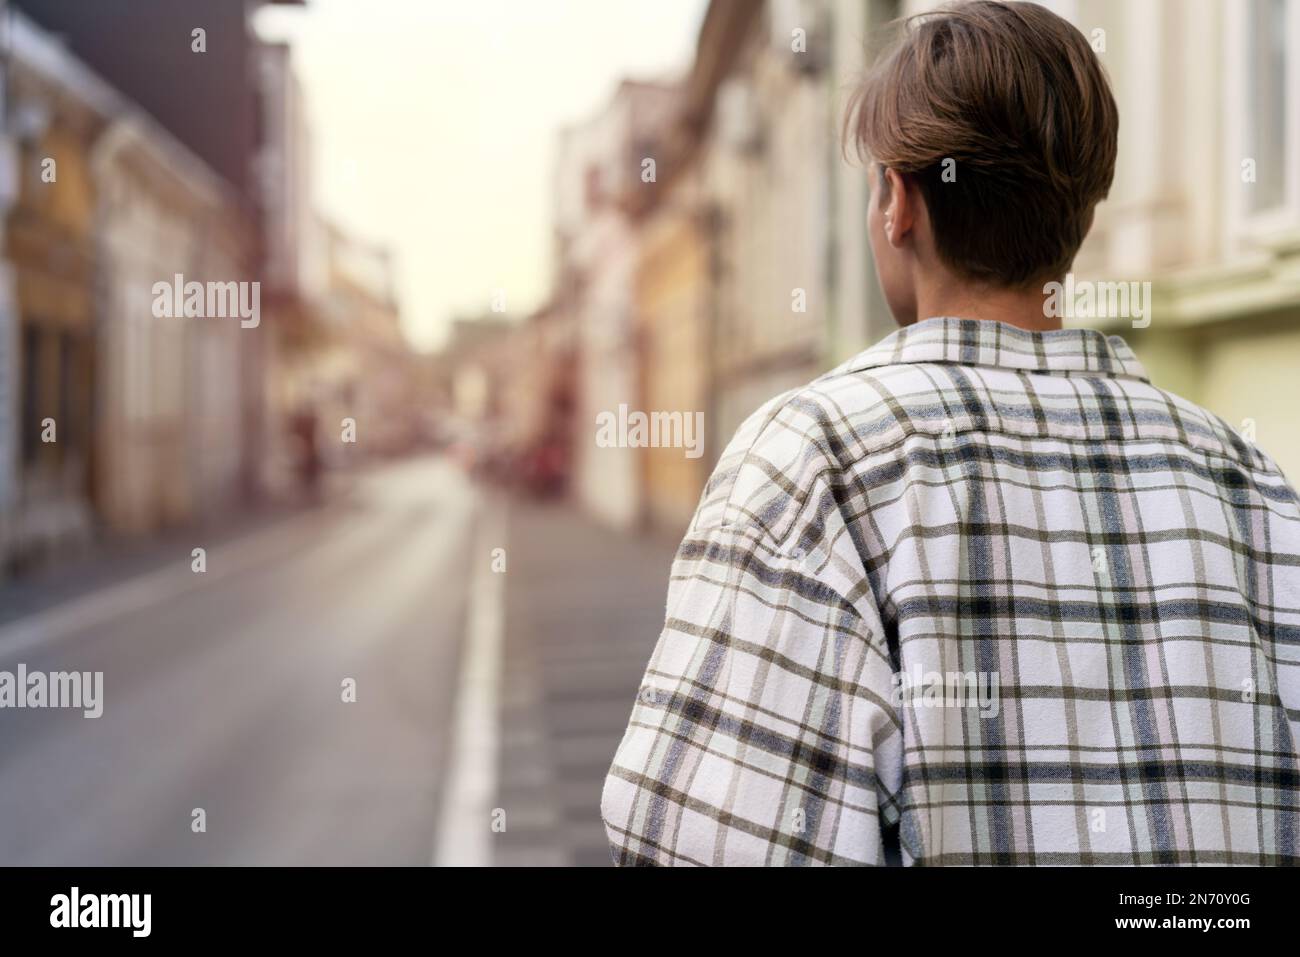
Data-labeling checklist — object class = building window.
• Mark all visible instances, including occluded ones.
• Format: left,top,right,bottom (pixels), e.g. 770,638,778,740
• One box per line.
58,332,88,463
1227,0,1300,240
21,326,43,467
1248,0,1289,215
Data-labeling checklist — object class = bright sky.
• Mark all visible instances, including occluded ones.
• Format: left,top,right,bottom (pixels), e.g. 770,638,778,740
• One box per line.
255,0,708,352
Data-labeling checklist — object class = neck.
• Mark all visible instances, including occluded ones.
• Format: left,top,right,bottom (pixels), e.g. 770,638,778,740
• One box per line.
913,275,1062,332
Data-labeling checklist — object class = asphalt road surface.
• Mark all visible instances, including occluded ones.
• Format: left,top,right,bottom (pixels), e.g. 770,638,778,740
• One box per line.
0,456,477,865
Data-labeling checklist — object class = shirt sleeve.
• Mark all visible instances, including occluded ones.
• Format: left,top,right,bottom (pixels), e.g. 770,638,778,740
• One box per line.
600,515,903,865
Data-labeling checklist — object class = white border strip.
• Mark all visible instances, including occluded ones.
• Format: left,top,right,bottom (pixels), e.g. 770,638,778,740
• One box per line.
433,501,506,866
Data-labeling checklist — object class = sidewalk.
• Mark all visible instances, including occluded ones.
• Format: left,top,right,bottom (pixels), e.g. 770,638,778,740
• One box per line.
493,498,680,866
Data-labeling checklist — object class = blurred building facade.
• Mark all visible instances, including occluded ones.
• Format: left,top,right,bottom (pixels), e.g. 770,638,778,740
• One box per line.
318,224,413,459
0,0,419,575
537,0,906,534
0,7,268,557
515,300,579,497
626,14,733,531
0,14,103,565
255,37,334,497
698,0,834,443
10,0,307,510
90,95,253,535
633,158,713,530
555,79,679,531
432,314,523,476
1049,0,1300,482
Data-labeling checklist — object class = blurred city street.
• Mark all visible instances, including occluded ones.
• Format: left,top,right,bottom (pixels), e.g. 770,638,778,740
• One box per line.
0,455,674,865
0,0,1296,874
0,456,475,865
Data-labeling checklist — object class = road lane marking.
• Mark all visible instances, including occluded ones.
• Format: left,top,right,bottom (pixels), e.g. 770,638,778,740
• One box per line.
434,499,506,867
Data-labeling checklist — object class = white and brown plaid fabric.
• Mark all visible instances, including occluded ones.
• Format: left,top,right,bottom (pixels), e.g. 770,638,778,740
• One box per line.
602,316,1300,865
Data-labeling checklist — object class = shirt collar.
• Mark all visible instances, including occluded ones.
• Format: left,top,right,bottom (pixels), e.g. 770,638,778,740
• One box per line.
843,316,1150,382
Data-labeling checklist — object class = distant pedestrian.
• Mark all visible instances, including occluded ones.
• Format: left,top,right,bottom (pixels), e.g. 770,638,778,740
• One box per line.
291,407,322,501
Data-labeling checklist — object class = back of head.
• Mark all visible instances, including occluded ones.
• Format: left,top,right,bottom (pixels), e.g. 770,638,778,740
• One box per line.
845,0,1119,287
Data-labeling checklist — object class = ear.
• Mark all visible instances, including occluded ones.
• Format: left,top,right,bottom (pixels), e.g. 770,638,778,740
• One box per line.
881,167,915,248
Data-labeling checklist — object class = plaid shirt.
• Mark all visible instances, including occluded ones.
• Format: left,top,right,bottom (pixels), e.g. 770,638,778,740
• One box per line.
602,316,1300,865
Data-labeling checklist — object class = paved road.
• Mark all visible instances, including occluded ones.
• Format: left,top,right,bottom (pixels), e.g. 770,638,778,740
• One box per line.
0,455,478,865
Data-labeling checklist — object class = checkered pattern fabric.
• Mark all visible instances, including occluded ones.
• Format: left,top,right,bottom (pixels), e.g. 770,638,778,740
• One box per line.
602,316,1300,865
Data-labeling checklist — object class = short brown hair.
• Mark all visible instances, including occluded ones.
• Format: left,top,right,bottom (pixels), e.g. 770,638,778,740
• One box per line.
844,1,1118,286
